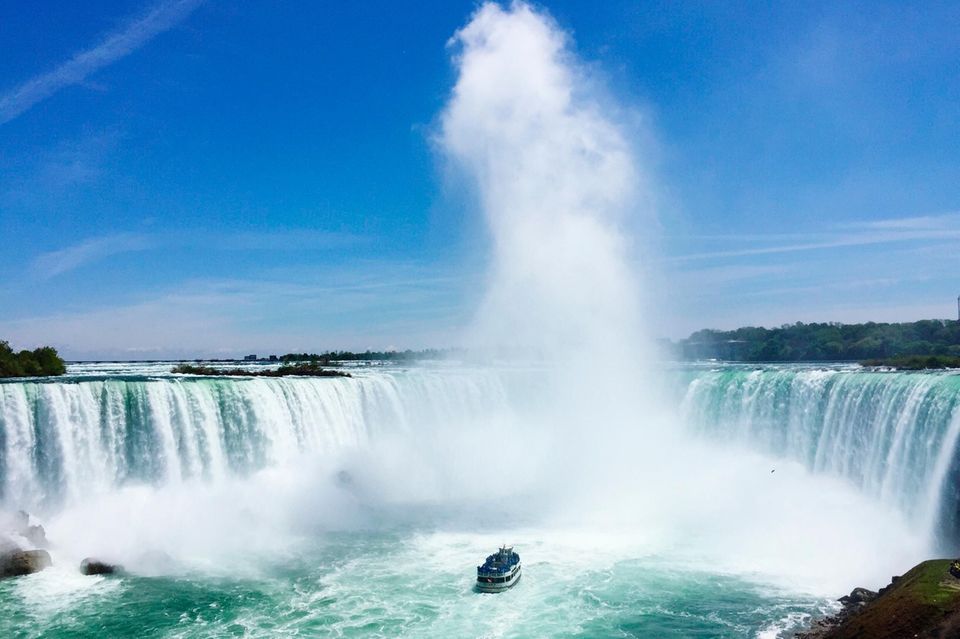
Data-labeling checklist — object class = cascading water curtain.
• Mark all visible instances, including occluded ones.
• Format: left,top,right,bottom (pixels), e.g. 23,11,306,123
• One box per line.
0,370,512,514
680,367,960,549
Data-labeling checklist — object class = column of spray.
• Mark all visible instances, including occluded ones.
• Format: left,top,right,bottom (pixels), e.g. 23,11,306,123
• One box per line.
439,2,662,441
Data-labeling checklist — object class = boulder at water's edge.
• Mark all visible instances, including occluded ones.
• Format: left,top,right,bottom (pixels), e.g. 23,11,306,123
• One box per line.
80,558,120,576
0,549,52,578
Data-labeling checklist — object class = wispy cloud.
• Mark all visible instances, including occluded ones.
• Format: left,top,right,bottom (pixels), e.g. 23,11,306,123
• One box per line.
672,212,960,262
28,228,366,281
670,264,791,287
1,130,120,209
0,263,473,359
844,211,960,231
736,276,925,300
673,232,918,262
32,233,152,279
0,0,203,125
218,229,363,251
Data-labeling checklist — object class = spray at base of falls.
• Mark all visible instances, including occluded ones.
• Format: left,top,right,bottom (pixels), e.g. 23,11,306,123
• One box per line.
0,4,945,635
679,366,960,551
429,4,939,596
0,363,954,594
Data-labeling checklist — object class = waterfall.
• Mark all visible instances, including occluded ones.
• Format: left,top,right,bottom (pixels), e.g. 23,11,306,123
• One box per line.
0,368,514,515
3,363,960,552
679,366,960,548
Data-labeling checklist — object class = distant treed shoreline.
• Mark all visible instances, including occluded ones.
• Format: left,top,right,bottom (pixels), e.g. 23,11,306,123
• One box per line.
171,363,351,378
0,341,66,378
669,319,960,362
6,320,960,379
275,349,456,363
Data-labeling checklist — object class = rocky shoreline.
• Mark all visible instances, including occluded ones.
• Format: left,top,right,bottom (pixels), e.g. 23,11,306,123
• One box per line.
795,585,887,638
0,510,120,580
794,560,960,638
4,508,959,638
171,362,351,377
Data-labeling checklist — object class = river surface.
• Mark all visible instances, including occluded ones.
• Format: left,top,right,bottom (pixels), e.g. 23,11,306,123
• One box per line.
1,361,958,638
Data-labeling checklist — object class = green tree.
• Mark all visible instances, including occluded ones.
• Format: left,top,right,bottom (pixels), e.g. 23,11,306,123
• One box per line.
0,341,66,378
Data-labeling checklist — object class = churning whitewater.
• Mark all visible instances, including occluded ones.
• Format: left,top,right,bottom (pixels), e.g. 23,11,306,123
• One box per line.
0,3,953,638
0,362,957,636
3,364,959,552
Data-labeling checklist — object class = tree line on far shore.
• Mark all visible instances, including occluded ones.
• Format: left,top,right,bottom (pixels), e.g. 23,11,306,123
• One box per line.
277,349,455,363
671,319,960,362
6,319,960,379
0,341,66,378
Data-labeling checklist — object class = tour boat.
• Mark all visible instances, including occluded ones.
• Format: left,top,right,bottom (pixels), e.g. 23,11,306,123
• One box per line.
476,545,521,592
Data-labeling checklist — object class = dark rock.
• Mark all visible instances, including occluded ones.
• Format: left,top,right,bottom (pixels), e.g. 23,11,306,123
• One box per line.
798,587,880,637
838,586,878,606
795,559,960,638
25,524,47,548
0,549,52,578
80,558,120,576
0,534,17,553
5,510,48,548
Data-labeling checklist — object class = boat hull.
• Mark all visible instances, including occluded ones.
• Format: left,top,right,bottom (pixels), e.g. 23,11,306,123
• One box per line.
476,566,521,592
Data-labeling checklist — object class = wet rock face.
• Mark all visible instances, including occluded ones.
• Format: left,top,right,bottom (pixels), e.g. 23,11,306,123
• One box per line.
0,535,17,553
796,587,880,638
2,510,48,548
80,558,120,576
0,549,52,578
839,587,878,606
795,560,960,639
25,524,47,548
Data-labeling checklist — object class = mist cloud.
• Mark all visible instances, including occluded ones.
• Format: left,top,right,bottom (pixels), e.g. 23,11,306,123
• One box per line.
440,2,653,363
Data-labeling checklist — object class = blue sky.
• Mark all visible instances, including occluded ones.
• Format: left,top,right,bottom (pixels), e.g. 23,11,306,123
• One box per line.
0,1,958,358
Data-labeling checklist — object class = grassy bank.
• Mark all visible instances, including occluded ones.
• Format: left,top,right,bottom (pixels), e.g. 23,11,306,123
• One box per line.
807,560,960,638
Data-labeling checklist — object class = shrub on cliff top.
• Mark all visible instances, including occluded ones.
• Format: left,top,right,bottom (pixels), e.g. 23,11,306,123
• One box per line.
0,341,66,378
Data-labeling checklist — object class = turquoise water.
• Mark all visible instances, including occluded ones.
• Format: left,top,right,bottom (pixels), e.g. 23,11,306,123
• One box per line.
2,362,958,637
0,531,831,638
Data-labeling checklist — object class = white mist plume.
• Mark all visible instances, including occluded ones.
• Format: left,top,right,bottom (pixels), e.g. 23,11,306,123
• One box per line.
431,1,929,594
441,2,651,364
5,2,930,602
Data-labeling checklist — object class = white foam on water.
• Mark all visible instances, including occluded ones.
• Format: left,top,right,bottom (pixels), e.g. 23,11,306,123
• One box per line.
12,562,123,620
0,5,952,637
436,0,938,602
